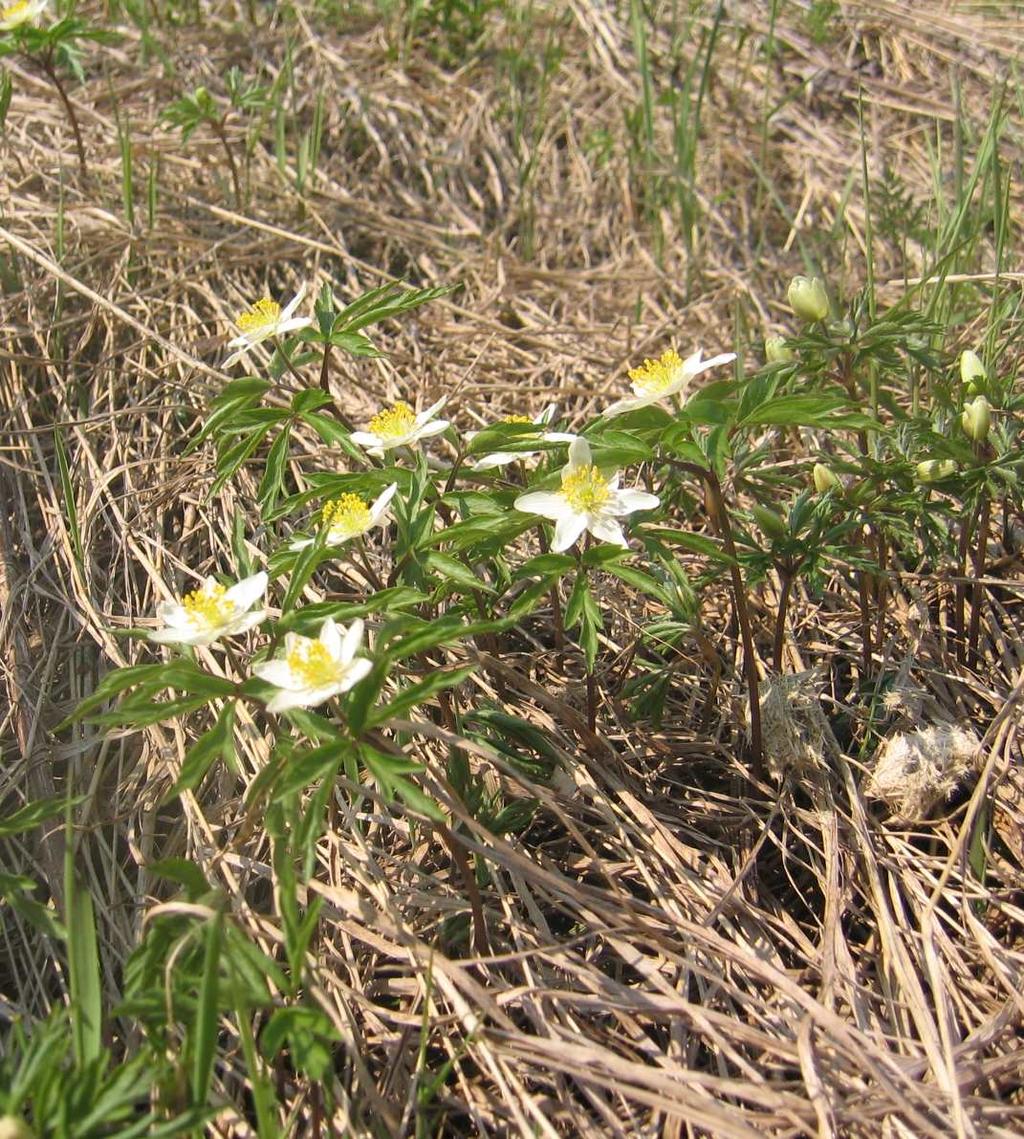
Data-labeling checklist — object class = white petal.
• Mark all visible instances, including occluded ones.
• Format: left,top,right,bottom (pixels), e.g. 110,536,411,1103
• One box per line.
225,571,268,611
275,316,313,337
225,610,266,636
540,431,578,444
155,601,189,627
614,488,660,513
515,491,570,519
149,626,202,645
536,404,558,425
603,394,652,418
472,451,516,471
412,419,449,439
566,437,592,470
290,536,314,551
588,516,629,546
369,483,399,523
416,397,448,423
338,657,373,691
552,512,588,552
279,283,307,321
266,687,316,714
338,618,365,664
349,431,383,448
318,619,343,658
253,659,297,688
687,350,735,377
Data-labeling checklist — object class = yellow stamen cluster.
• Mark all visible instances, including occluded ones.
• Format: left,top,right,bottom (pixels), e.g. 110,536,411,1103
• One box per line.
321,493,371,538
503,414,534,424
2,1,31,20
235,297,280,333
182,582,231,628
368,401,416,440
628,348,683,395
286,641,342,688
562,465,611,513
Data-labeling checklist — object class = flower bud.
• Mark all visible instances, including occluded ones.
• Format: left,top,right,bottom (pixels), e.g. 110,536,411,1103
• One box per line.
961,395,991,443
787,276,829,323
0,1118,35,1139
916,459,957,483
764,336,793,364
752,504,787,540
959,349,986,395
812,463,841,494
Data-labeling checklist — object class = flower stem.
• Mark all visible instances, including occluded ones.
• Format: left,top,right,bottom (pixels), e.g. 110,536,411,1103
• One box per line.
208,116,242,207
967,490,991,668
667,460,764,780
40,57,88,177
772,568,793,673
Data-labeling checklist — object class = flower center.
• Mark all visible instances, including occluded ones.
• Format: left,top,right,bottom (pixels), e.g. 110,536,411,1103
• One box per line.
562,465,611,513
235,297,280,334
182,582,233,630
503,414,534,424
368,401,416,440
286,641,343,689
321,493,372,540
3,0,29,19
628,348,683,395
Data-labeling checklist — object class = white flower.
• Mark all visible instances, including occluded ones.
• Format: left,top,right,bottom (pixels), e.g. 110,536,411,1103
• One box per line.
224,285,312,367
471,405,577,471
0,0,48,30
252,618,372,713
291,484,398,550
603,348,735,418
514,437,660,552
349,398,449,457
150,571,267,647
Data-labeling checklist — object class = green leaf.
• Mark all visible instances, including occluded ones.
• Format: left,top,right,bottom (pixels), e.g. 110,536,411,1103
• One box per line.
334,282,458,335
258,424,291,516
514,552,576,579
604,563,675,607
0,795,71,837
211,425,273,495
191,911,223,1107
147,859,213,901
368,664,477,728
642,526,734,563
163,702,236,803
271,743,347,801
67,862,102,1066
425,551,494,594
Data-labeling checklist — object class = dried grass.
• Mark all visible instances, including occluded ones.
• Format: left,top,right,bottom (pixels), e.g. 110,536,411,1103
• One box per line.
2,1,1024,1135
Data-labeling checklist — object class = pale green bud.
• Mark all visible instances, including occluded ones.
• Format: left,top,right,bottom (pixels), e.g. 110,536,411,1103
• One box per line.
812,463,841,494
786,276,829,323
916,459,957,483
959,349,986,394
0,1117,35,1139
961,395,991,443
752,504,787,540
764,336,793,364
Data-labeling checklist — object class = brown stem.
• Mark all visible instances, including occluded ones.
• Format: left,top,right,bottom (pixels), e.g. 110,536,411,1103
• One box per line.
41,59,88,177
857,570,872,681
967,492,991,668
772,569,793,673
355,536,383,592
208,116,241,206
318,340,332,397
586,671,597,733
439,824,490,956
667,460,764,781
954,512,972,664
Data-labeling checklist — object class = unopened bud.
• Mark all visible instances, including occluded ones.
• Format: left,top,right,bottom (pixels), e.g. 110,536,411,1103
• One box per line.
959,349,986,395
916,459,957,483
764,336,793,364
0,1117,35,1139
787,276,829,323
812,463,841,494
962,395,991,443
752,504,787,540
